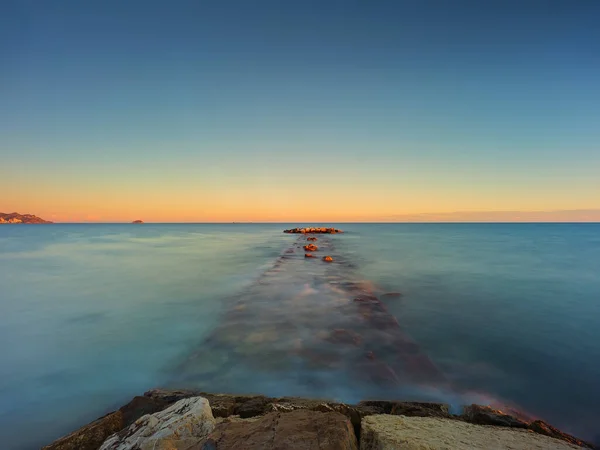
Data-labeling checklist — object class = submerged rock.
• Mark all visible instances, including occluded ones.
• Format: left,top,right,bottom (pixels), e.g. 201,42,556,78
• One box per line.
100,396,214,450
322,255,334,262
307,237,318,241
380,292,402,300
305,253,315,258
325,329,362,346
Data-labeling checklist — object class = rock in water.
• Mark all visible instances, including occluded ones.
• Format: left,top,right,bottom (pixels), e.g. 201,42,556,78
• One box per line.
203,409,358,450
323,255,333,262
100,396,215,450
284,227,342,234
131,220,144,224
303,244,318,252
305,253,315,258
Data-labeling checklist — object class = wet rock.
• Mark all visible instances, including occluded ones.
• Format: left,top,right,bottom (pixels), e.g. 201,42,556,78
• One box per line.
322,255,334,262
235,396,269,418
144,388,199,404
203,409,358,450
392,402,450,418
42,411,124,450
528,420,595,449
307,237,318,241
361,415,583,450
357,401,448,418
100,396,214,450
266,402,308,413
118,395,172,427
304,244,318,252
462,404,528,428
201,394,237,418
305,253,315,258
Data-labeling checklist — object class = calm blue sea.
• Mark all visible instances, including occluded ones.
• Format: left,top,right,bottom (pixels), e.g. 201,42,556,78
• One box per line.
1,223,599,448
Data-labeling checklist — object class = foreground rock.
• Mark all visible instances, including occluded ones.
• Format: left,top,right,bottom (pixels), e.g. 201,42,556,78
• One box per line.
361,415,584,450
100,396,214,450
204,409,358,450
462,404,528,428
529,420,595,449
44,390,595,449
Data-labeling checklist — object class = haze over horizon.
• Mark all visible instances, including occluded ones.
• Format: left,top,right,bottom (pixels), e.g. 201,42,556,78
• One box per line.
2,0,599,222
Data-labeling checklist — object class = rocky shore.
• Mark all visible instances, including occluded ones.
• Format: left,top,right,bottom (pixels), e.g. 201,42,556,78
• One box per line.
43,389,594,449
0,212,52,223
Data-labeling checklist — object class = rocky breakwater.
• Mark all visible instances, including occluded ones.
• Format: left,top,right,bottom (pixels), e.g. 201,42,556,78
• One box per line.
44,389,595,449
42,227,597,449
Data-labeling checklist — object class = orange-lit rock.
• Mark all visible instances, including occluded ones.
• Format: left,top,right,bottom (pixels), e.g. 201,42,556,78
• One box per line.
284,227,343,234
305,253,315,258
304,244,318,252
323,256,333,262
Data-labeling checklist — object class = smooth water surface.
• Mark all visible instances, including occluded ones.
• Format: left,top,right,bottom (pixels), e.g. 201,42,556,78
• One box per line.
1,223,599,448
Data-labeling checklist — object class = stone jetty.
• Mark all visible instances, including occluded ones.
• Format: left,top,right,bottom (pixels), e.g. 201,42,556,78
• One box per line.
42,227,596,449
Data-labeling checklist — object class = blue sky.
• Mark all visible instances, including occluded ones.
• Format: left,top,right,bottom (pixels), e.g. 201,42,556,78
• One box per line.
1,0,599,221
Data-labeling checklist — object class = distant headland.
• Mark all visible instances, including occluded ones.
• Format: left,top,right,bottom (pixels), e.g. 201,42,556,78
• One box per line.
0,212,52,224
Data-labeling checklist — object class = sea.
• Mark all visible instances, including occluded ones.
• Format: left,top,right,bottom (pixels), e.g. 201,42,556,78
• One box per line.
1,223,599,449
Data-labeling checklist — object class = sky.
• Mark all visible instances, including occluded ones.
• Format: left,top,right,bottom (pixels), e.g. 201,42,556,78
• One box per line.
1,0,599,222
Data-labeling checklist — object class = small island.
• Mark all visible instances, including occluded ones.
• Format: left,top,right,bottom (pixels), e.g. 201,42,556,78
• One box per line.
132,220,144,224
0,212,52,224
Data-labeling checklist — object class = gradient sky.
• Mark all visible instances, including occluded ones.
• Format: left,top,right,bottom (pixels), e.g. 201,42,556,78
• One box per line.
1,0,599,222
